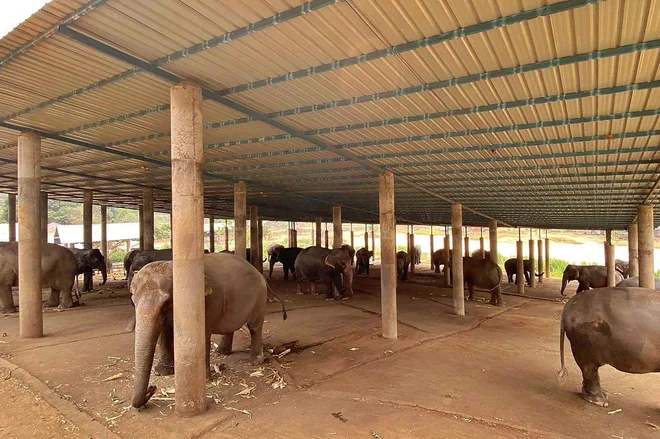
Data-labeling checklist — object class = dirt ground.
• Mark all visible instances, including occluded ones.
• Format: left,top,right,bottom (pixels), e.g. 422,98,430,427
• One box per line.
1,263,659,439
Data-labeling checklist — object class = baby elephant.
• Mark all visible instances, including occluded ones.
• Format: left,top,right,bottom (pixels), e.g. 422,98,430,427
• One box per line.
355,248,373,275
450,257,503,306
504,258,543,285
396,251,409,281
558,287,660,407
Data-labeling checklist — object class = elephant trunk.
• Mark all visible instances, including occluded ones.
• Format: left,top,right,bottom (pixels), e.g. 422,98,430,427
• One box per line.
343,267,354,297
99,262,107,285
132,302,161,408
560,273,569,296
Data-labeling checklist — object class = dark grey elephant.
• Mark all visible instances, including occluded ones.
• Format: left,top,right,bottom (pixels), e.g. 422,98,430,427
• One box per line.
129,253,287,408
558,287,660,407
294,246,354,299
449,256,503,306
269,246,303,280
560,265,623,296
396,251,409,281
504,258,543,285
267,244,285,278
471,249,490,259
127,249,173,290
70,248,107,292
355,247,373,275
614,259,629,278
0,242,78,312
341,244,356,266
431,249,452,273
616,276,660,289
123,249,140,279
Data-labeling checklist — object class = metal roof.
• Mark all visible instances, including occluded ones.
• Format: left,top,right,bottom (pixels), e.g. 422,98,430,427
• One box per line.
0,0,658,229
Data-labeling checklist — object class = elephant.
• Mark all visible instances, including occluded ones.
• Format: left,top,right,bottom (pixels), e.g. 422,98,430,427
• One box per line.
127,249,173,291
411,245,421,265
267,244,285,278
0,242,78,312
449,257,503,306
123,249,140,279
431,249,452,273
269,246,303,280
614,259,629,278
129,253,287,408
560,265,623,296
341,244,356,266
504,258,544,285
355,248,373,275
557,287,660,407
294,246,354,299
70,248,107,292
246,248,266,265
471,249,491,260
396,251,409,281
616,276,660,290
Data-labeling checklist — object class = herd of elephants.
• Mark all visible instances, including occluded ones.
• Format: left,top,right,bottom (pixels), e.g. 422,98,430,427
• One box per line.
0,239,658,410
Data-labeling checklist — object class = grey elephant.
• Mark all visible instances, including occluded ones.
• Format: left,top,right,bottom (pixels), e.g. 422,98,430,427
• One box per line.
616,276,660,289
560,265,623,296
294,246,354,299
355,247,373,275
471,249,490,259
267,244,285,278
0,242,78,312
412,245,421,265
504,258,543,285
123,249,140,279
614,259,629,278
70,248,107,292
449,256,503,306
431,249,452,273
341,244,356,266
269,246,302,280
396,251,409,281
558,287,660,407
130,253,287,409
127,249,173,290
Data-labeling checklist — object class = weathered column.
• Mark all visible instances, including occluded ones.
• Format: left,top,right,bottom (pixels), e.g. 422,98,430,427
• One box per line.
83,190,93,248
315,217,322,247
528,234,536,288
452,205,464,316
409,228,415,273
516,238,525,294
324,225,329,249
250,205,260,270
638,205,655,289
350,225,354,249
101,206,108,264
8,194,16,242
170,81,206,416
18,132,42,338
293,229,297,247
489,219,498,264
142,188,154,251
333,206,342,249
479,228,485,259
545,234,550,278
258,219,263,266
464,227,470,257
429,226,434,270
224,220,229,251
379,172,397,339
443,232,451,286
234,181,247,260
138,205,144,251
209,215,215,253
537,236,543,283
371,225,375,259
605,229,615,287
364,225,369,252
40,192,48,243
628,222,639,278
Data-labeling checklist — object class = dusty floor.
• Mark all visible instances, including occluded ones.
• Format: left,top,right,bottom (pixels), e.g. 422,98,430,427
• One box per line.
0,264,659,439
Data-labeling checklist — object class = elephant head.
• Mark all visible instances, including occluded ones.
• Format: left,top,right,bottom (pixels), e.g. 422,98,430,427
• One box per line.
130,261,212,408
82,249,107,285
560,265,580,296
614,259,629,278
325,248,354,297
341,244,356,266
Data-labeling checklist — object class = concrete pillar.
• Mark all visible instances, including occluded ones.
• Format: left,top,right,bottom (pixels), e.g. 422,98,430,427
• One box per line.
489,219,498,264
40,192,48,243
170,81,206,416
528,238,536,288
409,230,415,274
18,132,42,338
101,206,107,264
315,217,322,247
639,204,655,289
443,234,451,286
209,215,215,253
250,205,260,270
224,220,229,251
138,205,144,251
258,219,263,265
293,229,297,248
364,230,369,252
234,181,247,260
170,213,173,248
545,235,550,278
8,194,16,242
537,238,543,283
628,222,639,278
83,190,92,249
371,225,375,259
350,230,354,249
452,205,464,316
479,235,485,259
142,188,154,250
605,230,615,287
332,206,342,249
429,228,434,270
325,227,329,249
516,239,525,294
464,228,469,258
379,172,397,339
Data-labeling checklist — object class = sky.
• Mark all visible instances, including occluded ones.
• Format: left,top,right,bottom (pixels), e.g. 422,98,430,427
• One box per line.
0,0,52,39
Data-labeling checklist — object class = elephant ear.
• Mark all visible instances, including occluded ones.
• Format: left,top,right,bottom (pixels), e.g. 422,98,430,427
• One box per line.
324,254,336,268
204,275,214,296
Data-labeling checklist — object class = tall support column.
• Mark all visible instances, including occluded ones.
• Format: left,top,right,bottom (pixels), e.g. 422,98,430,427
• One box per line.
443,232,451,286
537,235,544,283
332,206,342,248
292,222,298,247
379,172,397,339
83,190,93,248
170,81,206,416
371,225,375,259
101,206,108,264
429,226,434,270
528,233,536,288
516,238,525,294
234,181,247,261
488,219,498,264
364,225,369,252
224,220,229,251
325,225,329,249
315,217,322,247
638,205,655,289
8,194,16,242
545,233,550,278
40,192,48,243
258,219,263,266
409,227,415,273
463,227,469,258
142,188,154,250
628,222,639,278
138,205,144,251
479,228,485,259
209,215,215,253
452,205,464,316
18,132,42,338
250,206,260,270
605,229,615,287
350,225,354,249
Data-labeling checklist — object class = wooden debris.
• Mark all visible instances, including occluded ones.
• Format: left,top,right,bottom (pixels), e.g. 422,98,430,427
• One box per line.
607,409,622,415
101,373,123,382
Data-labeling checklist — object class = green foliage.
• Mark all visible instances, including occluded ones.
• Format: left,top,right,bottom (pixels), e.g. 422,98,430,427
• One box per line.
109,250,126,264
396,245,408,253
154,223,171,240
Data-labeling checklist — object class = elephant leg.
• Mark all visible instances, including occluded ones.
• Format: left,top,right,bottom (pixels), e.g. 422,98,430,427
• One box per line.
247,321,264,365
217,332,234,355
205,332,212,378
525,271,531,286
269,262,274,279
283,263,289,281
44,288,60,308
580,363,608,407
467,283,475,301
295,268,304,294
490,286,503,306
154,324,174,376
83,270,93,292
434,263,439,274
0,286,16,313
58,286,77,309
310,283,317,295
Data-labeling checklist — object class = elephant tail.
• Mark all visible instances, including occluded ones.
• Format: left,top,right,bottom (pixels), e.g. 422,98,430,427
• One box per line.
266,283,288,321
557,310,568,382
